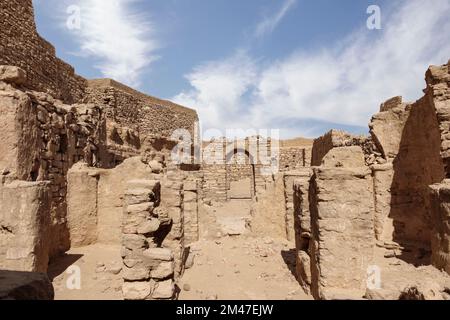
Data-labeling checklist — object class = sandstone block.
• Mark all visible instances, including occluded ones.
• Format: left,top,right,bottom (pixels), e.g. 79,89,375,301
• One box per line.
152,279,174,299
122,281,152,300
122,234,147,251
183,180,197,191
137,218,161,235
143,248,174,262
126,202,154,214
151,261,175,279
0,66,26,85
122,265,151,281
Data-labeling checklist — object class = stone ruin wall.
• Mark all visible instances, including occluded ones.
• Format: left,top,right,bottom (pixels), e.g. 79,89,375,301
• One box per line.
0,68,201,299
85,79,199,140
2,0,449,301
0,70,109,271
0,0,86,104
426,62,450,274
292,60,450,299
0,0,201,283
202,137,311,204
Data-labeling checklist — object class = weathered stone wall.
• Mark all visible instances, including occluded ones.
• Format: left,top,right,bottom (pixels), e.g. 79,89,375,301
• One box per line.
0,0,86,103
0,0,201,284
309,166,375,299
85,79,199,139
311,129,379,167
425,61,450,177
183,178,200,245
66,163,98,247
429,181,450,275
370,93,445,246
293,173,312,294
279,147,311,171
0,180,51,273
0,72,108,265
283,170,311,242
226,154,253,183
67,157,165,247
426,61,450,273
296,61,450,300
121,179,177,300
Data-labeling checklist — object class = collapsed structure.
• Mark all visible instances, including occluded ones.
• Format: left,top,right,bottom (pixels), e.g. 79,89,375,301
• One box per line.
1,0,450,300
291,62,450,299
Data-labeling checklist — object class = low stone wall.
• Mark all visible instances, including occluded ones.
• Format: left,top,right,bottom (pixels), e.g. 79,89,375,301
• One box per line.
122,179,176,300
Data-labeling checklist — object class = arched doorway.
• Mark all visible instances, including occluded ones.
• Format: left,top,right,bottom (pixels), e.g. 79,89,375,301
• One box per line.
225,148,256,200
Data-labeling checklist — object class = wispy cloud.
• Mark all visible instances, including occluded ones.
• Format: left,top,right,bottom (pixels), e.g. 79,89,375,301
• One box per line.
255,0,297,38
70,0,159,87
174,0,450,138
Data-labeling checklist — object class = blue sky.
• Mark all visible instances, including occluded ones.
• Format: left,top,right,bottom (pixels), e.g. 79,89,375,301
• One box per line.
32,0,450,138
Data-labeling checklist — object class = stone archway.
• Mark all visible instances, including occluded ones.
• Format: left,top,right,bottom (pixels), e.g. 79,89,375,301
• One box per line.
225,148,256,200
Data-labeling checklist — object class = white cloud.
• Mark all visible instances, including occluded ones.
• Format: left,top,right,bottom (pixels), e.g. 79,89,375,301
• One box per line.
174,0,450,138
71,0,158,87
173,51,257,131
255,0,297,38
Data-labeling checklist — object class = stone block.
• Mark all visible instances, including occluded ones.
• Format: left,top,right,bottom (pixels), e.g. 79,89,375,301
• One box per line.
143,248,174,262
152,279,174,299
151,261,174,279
137,218,161,235
122,234,147,251
122,281,152,300
0,66,26,85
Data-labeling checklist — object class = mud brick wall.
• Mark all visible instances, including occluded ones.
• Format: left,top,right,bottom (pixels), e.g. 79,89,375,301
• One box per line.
202,164,228,203
0,0,86,103
85,79,199,139
122,179,176,300
226,153,253,184
309,167,375,300
279,147,311,171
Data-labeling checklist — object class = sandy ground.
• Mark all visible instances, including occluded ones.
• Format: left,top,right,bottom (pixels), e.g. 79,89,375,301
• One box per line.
47,180,312,300
178,236,312,300
48,244,123,300
177,187,312,300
